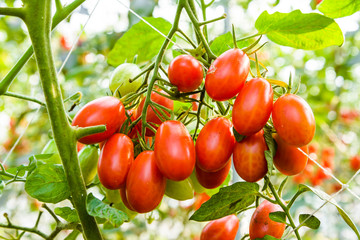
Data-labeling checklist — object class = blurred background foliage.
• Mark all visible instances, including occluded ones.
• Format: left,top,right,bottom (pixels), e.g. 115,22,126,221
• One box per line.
1,0,360,239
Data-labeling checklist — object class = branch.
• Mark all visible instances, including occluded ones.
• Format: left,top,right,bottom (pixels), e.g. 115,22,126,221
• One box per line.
74,125,106,140
0,7,25,19
4,92,46,106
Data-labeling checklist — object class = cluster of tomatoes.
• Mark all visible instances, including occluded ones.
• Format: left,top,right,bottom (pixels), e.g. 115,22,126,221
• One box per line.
71,46,316,239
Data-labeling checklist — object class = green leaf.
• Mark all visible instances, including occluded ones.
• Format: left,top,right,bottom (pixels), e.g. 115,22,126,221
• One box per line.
210,32,250,56
298,184,360,238
233,127,245,143
269,211,287,224
299,214,320,229
54,207,79,223
25,164,70,203
255,10,344,50
318,0,360,19
108,17,172,66
190,182,259,221
86,193,129,227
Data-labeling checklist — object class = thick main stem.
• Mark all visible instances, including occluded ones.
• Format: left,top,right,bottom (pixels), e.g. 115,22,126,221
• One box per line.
23,1,102,239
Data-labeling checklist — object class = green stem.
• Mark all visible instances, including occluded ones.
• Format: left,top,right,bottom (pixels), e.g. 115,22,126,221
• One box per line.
199,0,208,40
265,176,301,240
287,191,303,209
0,0,86,95
0,7,25,19
75,125,106,140
198,14,226,26
4,92,46,106
23,1,102,239
55,0,63,11
0,222,48,239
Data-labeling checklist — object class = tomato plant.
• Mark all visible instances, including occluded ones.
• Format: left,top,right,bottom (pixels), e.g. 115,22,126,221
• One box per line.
232,131,268,182
205,49,250,101
200,215,239,240
72,96,126,144
154,120,195,181
272,94,315,147
168,55,203,92
195,117,235,172
97,133,134,190
125,151,166,213
109,63,144,97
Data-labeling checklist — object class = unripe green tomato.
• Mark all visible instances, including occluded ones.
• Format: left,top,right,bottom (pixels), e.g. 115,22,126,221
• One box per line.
78,145,99,185
102,186,122,204
41,139,61,164
109,63,144,97
189,170,206,193
113,202,138,220
165,178,194,200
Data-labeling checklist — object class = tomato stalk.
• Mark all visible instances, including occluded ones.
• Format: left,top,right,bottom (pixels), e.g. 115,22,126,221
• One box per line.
21,0,103,239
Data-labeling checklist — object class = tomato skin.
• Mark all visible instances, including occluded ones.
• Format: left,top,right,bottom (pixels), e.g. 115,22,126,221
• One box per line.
195,160,231,189
119,187,135,211
168,55,203,92
205,49,250,101
273,134,308,176
126,151,166,213
165,178,194,200
233,131,268,182
154,120,196,181
350,155,360,171
272,94,315,147
97,134,134,190
249,200,286,240
78,145,99,185
196,117,235,172
232,78,273,136
137,91,174,136
193,192,210,210
200,215,239,240
72,96,126,144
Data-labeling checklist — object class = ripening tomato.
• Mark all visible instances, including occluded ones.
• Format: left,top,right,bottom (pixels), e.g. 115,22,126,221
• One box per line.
168,55,203,92
273,134,308,176
249,200,286,239
165,178,194,200
205,49,250,101
126,151,166,213
97,134,134,190
272,94,315,147
232,78,273,136
137,91,174,136
72,96,126,144
195,160,231,189
200,215,239,240
154,120,196,181
350,155,360,171
233,131,268,182
196,117,235,172
109,63,144,97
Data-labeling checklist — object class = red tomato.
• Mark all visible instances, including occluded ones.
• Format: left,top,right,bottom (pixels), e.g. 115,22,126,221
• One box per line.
232,78,273,136
196,117,235,172
195,160,231,189
126,109,141,139
137,91,174,136
350,155,360,171
191,94,199,111
154,120,195,181
72,96,126,144
120,187,135,211
272,94,315,147
321,147,335,170
249,200,286,240
193,192,211,211
168,55,203,92
76,142,85,152
126,151,166,213
233,131,268,182
200,215,239,240
273,134,308,176
205,49,250,101
97,134,133,190
315,167,331,180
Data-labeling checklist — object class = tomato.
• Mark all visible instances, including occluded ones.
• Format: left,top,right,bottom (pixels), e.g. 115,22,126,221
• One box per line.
193,192,210,210
77,142,85,152
321,147,335,170
233,131,268,182
205,49,250,101
78,145,99,185
102,186,121,204
165,178,194,200
114,190,138,220
60,35,71,50
154,120,196,181
109,63,144,97
232,78,273,136
272,94,315,147
120,187,135,211
124,109,140,139
195,160,231,189
190,94,199,111
126,151,166,213
350,155,360,171
273,134,308,176
137,91,174,136
189,170,207,194
200,215,239,240
97,134,134,190
168,55,203,92
250,200,285,239
41,139,61,164
195,117,235,172
72,96,126,144
315,167,331,180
